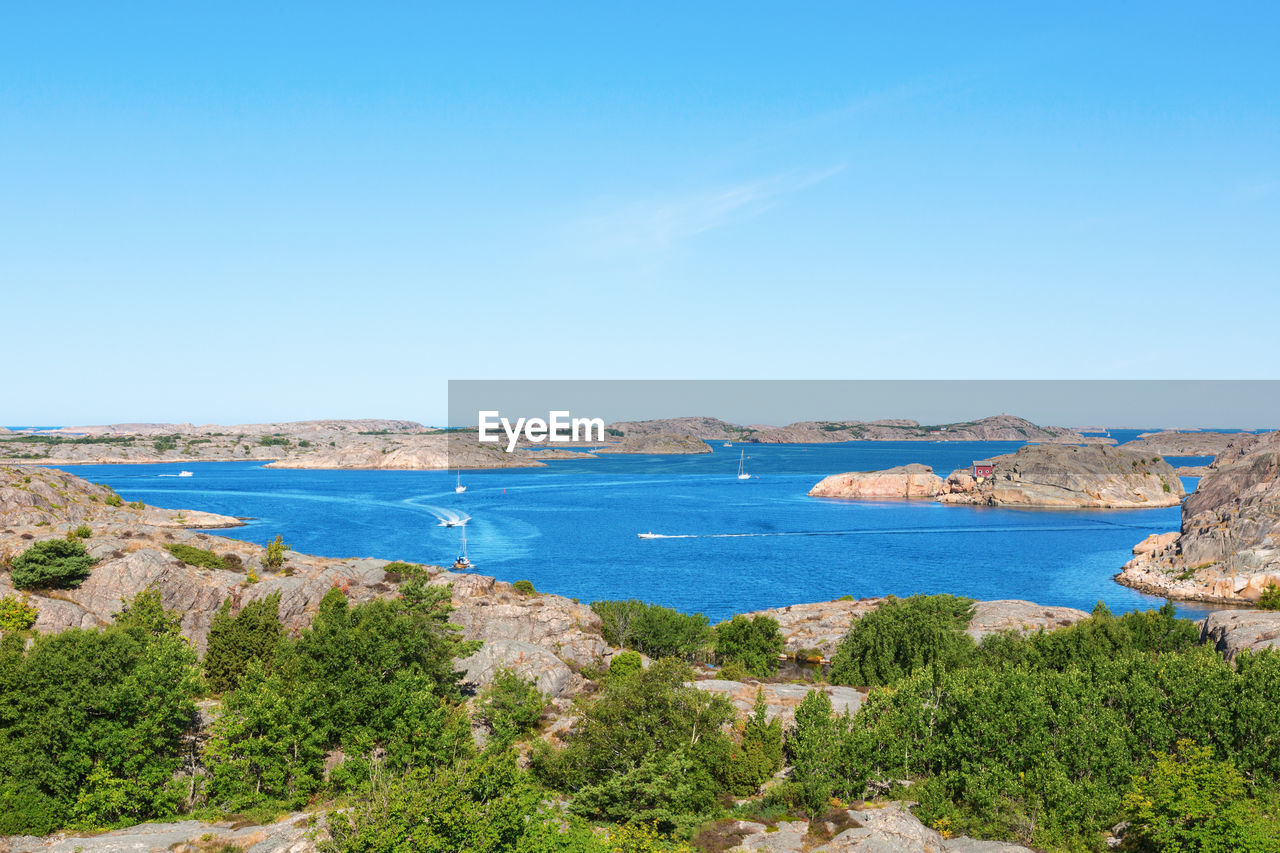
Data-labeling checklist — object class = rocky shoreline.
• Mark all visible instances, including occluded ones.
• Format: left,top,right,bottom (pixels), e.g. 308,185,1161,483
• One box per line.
1115,430,1280,604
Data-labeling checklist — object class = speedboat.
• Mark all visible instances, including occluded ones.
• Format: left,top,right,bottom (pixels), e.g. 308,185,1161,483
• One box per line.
177,471,194,477
638,532,661,539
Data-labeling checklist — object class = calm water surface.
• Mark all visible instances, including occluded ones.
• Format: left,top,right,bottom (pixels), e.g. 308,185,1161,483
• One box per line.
61,440,1219,621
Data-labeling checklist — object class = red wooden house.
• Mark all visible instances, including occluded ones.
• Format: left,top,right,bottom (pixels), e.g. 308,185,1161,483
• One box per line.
972,462,994,480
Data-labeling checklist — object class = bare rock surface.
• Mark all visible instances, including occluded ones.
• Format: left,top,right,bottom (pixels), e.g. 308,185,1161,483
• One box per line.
966,599,1090,640
727,802,1034,852
1198,610,1280,661
744,598,886,657
746,596,1090,659
1117,431,1280,603
938,444,1184,508
810,465,945,499
695,679,865,725
1,813,318,852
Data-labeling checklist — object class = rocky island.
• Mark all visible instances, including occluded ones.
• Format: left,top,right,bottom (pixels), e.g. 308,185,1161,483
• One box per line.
810,444,1185,508
1117,429,1280,603
1120,430,1249,456
1,413,1117,472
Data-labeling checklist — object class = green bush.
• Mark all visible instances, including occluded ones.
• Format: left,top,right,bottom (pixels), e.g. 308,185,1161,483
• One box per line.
71,524,92,540
203,592,283,693
1260,583,1280,611
714,614,785,677
477,669,547,743
263,535,288,571
1123,740,1280,852
104,493,124,507
788,604,1280,850
828,594,975,687
114,590,182,637
512,579,537,596
531,657,735,833
203,584,479,813
0,595,38,631
722,689,783,796
591,599,712,659
8,539,98,590
163,543,226,570
608,650,643,682
0,602,200,834
127,500,145,510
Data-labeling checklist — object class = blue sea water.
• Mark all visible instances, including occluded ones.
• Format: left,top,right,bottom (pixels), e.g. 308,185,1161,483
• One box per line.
59,441,1219,622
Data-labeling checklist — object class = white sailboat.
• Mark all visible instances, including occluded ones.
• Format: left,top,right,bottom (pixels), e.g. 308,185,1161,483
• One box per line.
737,450,751,480
454,471,466,494
452,526,472,570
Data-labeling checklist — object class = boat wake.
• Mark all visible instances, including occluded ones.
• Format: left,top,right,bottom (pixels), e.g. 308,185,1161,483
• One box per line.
434,508,471,527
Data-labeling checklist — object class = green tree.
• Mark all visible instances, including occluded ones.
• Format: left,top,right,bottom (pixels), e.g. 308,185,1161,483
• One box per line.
203,584,478,812
477,669,547,743
263,535,289,571
714,614,785,676
8,538,98,590
1123,740,1280,852
722,689,783,795
0,609,200,834
532,657,735,832
113,590,183,637
203,592,284,693
591,600,711,659
828,594,975,687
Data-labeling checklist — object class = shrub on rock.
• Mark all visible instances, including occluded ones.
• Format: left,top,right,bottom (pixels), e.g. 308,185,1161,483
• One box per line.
9,538,98,590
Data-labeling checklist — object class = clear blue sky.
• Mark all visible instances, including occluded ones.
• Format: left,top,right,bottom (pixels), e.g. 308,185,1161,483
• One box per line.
2,3,1276,425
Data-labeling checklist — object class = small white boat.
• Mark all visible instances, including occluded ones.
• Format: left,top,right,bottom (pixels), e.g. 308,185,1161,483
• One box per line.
737,450,751,480
638,532,660,539
443,518,465,528
177,471,194,478
454,471,466,494
723,441,732,447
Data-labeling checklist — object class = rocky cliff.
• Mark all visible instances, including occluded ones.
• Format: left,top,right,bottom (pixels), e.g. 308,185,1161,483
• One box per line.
1117,431,1280,603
